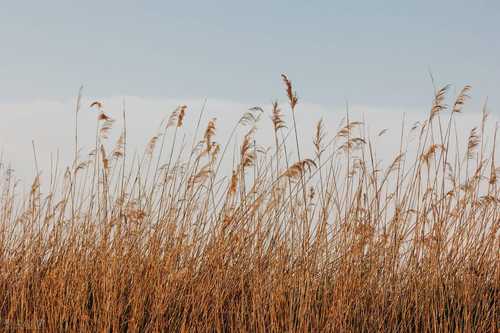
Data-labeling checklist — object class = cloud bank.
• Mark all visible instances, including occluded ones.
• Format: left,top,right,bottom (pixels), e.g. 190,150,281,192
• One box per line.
0,96,497,188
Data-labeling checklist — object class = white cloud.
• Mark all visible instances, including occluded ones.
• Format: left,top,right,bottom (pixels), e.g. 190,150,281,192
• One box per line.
0,96,497,187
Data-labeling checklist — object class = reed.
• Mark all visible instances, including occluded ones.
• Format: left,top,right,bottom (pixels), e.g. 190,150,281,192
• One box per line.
0,76,497,332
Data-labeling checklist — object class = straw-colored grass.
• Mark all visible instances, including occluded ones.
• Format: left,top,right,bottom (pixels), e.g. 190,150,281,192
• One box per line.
0,76,498,332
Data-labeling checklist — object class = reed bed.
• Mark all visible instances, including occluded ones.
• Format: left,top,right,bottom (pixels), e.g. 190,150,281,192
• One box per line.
0,76,498,332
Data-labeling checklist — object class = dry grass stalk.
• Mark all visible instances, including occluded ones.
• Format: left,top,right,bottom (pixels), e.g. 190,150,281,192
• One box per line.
0,77,497,332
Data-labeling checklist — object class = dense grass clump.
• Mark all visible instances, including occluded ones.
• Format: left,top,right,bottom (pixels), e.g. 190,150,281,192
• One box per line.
0,76,498,332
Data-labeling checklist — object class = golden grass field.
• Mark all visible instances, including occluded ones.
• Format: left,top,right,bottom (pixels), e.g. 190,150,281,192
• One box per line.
0,75,498,332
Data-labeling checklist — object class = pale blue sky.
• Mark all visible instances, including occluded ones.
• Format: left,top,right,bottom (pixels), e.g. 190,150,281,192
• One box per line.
1,1,500,182
1,0,499,111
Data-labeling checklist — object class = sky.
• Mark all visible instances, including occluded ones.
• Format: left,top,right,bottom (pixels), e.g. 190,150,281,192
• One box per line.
0,0,499,181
